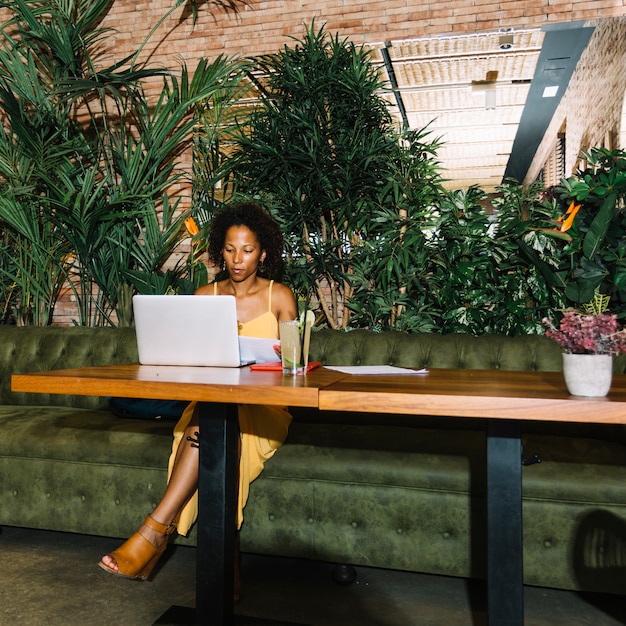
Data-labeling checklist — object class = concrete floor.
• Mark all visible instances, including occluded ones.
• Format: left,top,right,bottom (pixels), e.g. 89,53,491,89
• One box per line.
1,525,625,626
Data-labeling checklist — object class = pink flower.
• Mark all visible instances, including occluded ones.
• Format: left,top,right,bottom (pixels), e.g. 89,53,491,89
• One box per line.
542,310,626,356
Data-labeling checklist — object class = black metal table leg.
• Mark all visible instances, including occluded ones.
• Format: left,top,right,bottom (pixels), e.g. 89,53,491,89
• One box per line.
156,401,308,626
196,401,240,625
486,419,523,626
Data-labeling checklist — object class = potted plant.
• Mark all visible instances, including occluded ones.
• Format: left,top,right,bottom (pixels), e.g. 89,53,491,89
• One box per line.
542,291,626,396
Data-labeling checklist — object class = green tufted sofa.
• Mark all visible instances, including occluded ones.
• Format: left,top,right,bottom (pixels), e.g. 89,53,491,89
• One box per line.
1,325,625,595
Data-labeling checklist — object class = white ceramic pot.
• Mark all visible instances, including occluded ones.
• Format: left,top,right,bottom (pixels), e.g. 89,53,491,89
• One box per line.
562,353,613,397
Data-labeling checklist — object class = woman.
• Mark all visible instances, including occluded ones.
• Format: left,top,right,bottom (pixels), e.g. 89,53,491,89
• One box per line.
99,202,297,586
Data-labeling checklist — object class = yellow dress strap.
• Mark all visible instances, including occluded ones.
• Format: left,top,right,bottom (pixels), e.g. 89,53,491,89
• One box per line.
267,279,274,310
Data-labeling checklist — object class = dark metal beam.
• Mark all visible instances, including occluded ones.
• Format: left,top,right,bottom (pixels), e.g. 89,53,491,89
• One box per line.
503,22,595,184
381,44,409,130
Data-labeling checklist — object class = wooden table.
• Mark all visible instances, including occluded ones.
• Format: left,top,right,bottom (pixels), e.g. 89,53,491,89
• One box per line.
12,365,626,625
319,367,626,626
11,364,345,625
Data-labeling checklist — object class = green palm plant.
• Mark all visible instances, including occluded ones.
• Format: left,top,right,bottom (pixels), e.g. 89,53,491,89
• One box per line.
0,0,249,325
191,59,252,227
0,193,70,326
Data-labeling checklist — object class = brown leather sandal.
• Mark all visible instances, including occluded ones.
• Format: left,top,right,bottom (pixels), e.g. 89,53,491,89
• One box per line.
98,515,176,580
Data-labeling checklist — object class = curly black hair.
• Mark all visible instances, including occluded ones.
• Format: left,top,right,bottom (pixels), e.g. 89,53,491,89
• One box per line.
207,202,284,280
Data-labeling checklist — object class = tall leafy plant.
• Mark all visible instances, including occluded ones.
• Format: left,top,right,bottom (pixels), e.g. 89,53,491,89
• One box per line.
423,181,566,335
346,127,445,332
522,147,626,323
0,0,249,325
425,186,503,334
548,148,626,309
231,22,444,329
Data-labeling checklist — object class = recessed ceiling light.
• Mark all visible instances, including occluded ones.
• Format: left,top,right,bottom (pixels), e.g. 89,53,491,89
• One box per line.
543,86,559,98
499,34,514,50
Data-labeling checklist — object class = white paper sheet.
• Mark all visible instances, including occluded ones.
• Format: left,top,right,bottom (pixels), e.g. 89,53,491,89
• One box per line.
324,365,428,375
239,336,280,364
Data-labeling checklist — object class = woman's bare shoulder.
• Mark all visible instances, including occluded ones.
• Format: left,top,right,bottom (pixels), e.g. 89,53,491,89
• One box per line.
272,282,297,318
272,281,296,302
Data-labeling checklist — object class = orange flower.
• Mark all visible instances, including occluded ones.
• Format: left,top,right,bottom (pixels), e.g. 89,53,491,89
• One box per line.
560,201,581,232
184,217,199,236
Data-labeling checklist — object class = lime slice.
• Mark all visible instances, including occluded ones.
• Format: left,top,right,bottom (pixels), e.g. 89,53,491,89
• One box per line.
300,309,315,325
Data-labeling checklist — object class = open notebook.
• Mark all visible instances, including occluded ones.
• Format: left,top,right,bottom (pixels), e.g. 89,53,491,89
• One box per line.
132,294,255,367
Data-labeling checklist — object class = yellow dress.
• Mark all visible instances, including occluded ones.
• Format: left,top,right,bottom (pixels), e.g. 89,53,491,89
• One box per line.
168,280,292,532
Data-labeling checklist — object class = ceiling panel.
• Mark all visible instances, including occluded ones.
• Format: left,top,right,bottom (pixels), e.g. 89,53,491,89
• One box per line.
365,28,545,192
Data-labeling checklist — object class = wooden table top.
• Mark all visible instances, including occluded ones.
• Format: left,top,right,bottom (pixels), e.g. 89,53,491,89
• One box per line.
319,368,626,424
11,363,346,408
13,364,626,424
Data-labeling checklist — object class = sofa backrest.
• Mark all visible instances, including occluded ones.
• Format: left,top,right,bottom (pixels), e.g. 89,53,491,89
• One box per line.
310,329,565,371
0,326,138,408
2,325,624,408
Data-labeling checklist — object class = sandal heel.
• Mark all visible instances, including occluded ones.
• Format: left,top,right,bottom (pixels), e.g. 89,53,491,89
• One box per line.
99,515,176,580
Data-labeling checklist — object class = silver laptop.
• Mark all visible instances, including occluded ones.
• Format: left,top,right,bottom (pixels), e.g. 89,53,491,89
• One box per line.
133,294,254,367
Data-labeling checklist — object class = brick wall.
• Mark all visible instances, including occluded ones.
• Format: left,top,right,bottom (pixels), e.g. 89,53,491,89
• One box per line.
101,0,625,71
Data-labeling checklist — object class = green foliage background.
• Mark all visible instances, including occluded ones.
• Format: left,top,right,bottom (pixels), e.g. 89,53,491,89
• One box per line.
1,6,625,334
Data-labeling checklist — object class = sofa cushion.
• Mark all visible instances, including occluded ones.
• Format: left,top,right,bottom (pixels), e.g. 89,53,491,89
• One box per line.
308,328,626,374
0,406,172,466
278,421,626,503
309,329,565,371
241,418,626,593
0,406,187,540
